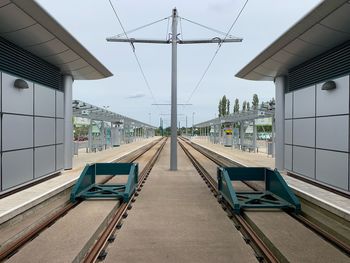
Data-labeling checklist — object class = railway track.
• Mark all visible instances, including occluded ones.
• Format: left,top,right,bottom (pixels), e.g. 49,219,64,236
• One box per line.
178,137,350,262
0,137,166,262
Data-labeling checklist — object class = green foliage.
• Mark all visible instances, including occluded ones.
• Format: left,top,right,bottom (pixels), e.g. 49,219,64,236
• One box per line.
233,98,240,113
252,94,259,110
247,102,250,111
242,100,247,111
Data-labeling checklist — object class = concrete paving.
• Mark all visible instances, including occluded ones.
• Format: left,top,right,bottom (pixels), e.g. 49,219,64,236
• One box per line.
191,137,350,221
105,140,257,263
6,200,120,263
0,137,160,225
245,211,350,262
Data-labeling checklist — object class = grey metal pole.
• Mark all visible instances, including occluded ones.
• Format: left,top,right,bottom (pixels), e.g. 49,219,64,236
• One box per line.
170,8,178,171
186,115,188,137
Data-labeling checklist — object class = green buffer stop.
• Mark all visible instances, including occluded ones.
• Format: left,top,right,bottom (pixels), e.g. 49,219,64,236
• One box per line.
70,163,138,203
217,167,301,214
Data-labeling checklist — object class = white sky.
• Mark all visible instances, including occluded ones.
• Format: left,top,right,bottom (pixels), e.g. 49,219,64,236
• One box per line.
37,0,320,127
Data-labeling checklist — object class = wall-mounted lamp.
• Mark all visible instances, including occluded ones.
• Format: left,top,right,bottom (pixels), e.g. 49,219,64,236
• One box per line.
14,79,29,89
321,80,336,90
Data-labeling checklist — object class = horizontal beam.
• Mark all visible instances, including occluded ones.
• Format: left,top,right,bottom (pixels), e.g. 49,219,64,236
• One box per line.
106,38,170,44
106,37,243,45
179,38,243,44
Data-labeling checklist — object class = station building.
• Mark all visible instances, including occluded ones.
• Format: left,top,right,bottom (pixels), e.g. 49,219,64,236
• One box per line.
236,0,350,194
0,0,112,194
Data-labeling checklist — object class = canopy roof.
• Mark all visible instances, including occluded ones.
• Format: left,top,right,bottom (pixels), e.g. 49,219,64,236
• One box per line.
73,100,155,129
236,0,350,81
0,0,112,80
195,109,274,128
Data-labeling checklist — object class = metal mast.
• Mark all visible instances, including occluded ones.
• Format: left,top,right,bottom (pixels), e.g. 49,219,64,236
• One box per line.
170,8,178,170
107,8,242,171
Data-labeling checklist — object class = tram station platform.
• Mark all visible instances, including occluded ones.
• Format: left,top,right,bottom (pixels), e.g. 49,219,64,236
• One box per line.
0,137,161,225
104,140,257,263
191,137,350,221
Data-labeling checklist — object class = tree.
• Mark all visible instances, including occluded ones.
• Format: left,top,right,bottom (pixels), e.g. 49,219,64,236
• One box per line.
221,96,227,117
233,98,240,113
218,99,222,117
252,94,259,110
226,99,230,115
247,102,251,111
242,101,247,111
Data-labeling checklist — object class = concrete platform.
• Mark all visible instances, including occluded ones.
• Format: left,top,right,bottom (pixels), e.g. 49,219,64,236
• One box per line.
104,140,257,263
0,137,160,225
191,137,350,221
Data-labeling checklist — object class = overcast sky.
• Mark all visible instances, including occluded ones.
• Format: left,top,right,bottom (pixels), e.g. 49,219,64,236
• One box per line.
37,0,320,127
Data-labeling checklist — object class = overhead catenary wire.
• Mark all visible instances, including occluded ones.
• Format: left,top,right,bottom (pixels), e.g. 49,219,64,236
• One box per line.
110,16,170,39
186,0,249,103
180,16,237,39
107,0,160,111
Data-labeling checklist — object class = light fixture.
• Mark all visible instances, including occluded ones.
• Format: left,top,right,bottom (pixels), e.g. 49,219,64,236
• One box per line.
14,79,29,89
322,80,336,90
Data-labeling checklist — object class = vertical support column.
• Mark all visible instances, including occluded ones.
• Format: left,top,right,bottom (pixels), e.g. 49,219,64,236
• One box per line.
272,116,275,157
274,76,286,170
88,119,93,152
170,8,178,170
253,119,257,152
240,121,244,149
63,75,73,170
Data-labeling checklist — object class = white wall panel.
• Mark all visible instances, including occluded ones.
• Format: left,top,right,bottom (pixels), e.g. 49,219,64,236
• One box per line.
35,84,55,117
316,116,348,152
284,145,293,170
316,75,349,116
293,85,315,118
293,146,315,178
284,120,292,144
2,114,33,151
34,146,55,178
56,118,64,144
35,117,55,146
56,91,64,118
293,118,315,147
2,149,33,190
2,73,33,115
316,149,348,190
56,144,64,170
285,92,293,119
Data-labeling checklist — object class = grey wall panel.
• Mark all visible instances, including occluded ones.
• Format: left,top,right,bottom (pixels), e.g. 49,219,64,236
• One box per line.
35,117,55,146
284,144,293,170
293,146,315,178
293,85,315,118
2,149,33,190
316,116,349,152
285,92,293,119
56,144,64,170
34,146,55,178
2,114,33,151
284,120,292,144
293,118,315,147
316,149,348,190
2,72,33,115
56,91,64,118
34,84,55,117
56,118,64,144
316,75,349,116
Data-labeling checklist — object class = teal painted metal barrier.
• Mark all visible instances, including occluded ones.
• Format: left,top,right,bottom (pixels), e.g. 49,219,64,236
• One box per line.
217,167,300,214
70,163,138,203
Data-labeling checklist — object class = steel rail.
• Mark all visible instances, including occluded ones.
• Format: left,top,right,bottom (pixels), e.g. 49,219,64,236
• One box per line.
178,138,279,263
0,138,164,261
179,137,350,257
83,137,167,262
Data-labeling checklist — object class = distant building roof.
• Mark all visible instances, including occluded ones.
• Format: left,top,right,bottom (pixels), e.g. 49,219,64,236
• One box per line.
236,0,350,81
0,0,112,80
